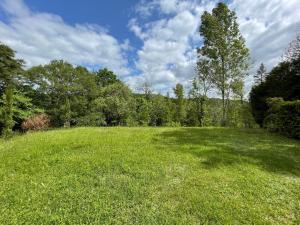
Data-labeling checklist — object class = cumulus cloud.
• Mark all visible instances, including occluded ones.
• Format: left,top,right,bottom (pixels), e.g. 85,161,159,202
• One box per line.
130,0,300,95
232,0,300,92
0,0,130,76
129,1,213,94
0,0,299,95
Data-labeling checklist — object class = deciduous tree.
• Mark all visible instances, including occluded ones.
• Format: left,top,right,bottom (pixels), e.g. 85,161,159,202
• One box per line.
199,2,250,126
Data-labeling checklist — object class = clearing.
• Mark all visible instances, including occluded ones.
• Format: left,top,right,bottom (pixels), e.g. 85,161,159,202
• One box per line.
0,127,299,224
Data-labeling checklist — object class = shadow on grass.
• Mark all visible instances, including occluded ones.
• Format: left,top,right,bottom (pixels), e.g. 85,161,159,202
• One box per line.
153,128,300,177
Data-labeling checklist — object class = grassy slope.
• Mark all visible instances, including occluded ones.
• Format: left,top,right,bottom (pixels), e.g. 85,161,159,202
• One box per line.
0,127,299,224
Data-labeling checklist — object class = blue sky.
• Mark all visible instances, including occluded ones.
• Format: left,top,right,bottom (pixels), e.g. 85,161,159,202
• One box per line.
0,0,299,95
24,0,139,44
21,0,143,76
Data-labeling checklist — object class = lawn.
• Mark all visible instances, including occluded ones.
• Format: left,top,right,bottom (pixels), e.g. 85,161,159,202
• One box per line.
0,127,299,224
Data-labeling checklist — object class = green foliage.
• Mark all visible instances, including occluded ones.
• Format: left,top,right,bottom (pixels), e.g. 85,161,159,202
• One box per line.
264,98,300,139
250,61,298,126
199,2,250,125
25,61,136,128
190,59,213,126
97,82,134,126
173,83,185,124
240,103,257,128
62,98,71,128
0,44,24,88
184,97,255,128
0,44,24,136
0,90,43,135
249,82,268,126
26,61,98,127
0,127,299,224
76,113,106,127
250,37,300,128
13,91,43,128
0,85,14,137
135,96,150,126
95,68,120,87
0,43,255,131
185,99,201,126
149,95,171,126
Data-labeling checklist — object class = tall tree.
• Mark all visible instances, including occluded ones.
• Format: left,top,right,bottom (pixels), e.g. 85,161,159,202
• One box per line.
199,2,250,126
254,63,267,84
173,83,185,124
0,44,23,136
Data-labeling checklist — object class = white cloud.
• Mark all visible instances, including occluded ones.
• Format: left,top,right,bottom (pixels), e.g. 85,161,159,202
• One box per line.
227,0,299,67
0,0,130,76
230,0,300,94
0,0,299,95
129,0,214,94
131,0,300,95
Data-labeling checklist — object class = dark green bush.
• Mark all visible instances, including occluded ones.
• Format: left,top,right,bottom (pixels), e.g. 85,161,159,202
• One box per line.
264,98,300,139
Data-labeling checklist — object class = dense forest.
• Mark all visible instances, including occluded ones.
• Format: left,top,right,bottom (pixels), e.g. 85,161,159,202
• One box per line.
0,3,299,139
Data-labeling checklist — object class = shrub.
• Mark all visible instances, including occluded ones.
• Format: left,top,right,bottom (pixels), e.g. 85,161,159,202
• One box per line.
21,114,50,132
264,98,300,139
277,100,300,139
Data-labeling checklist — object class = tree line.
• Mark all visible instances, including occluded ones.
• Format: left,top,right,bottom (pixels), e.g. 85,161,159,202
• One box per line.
1,3,258,136
250,35,300,139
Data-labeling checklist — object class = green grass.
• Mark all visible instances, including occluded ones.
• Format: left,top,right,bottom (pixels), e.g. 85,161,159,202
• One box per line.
0,127,300,224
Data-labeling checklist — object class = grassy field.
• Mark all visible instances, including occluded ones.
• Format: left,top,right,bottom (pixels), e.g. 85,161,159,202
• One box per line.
0,127,299,224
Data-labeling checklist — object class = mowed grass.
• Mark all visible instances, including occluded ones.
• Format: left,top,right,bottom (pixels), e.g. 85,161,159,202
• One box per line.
0,127,300,224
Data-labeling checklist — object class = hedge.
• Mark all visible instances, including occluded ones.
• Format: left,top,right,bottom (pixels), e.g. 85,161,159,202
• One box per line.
264,99,300,139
